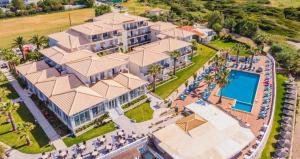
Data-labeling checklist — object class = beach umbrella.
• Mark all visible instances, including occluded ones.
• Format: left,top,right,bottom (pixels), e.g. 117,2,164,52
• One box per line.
281,117,293,124
280,126,292,132
286,84,296,89
281,123,292,129
280,132,292,140
285,94,296,100
286,89,296,95
283,110,294,117
283,105,294,111
273,148,289,158
277,139,291,148
284,99,295,105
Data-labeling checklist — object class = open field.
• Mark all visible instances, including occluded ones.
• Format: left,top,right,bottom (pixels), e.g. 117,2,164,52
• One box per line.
261,74,287,159
269,0,300,8
155,44,217,99
121,0,169,15
0,9,94,49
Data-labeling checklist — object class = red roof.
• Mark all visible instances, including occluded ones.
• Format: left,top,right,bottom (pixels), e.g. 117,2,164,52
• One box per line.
180,26,205,37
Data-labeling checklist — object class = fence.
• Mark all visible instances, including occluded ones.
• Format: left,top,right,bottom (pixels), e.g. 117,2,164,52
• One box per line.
248,54,277,159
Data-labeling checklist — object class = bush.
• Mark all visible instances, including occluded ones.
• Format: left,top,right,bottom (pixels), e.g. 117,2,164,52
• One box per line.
94,4,111,17
75,113,109,133
269,44,283,54
121,95,147,109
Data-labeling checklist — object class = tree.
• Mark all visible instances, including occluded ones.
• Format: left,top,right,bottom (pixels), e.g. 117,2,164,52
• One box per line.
12,36,26,60
0,49,21,72
212,55,225,76
249,48,257,69
217,70,230,103
207,11,224,29
232,43,244,65
0,101,20,131
224,17,237,32
29,35,48,50
148,64,162,92
191,40,197,59
0,88,10,102
95,5,111,16
27,51,42,61
235,19,257,37
17,122,35,146
170,50,181,75
11,0,25,10
204,74,214,88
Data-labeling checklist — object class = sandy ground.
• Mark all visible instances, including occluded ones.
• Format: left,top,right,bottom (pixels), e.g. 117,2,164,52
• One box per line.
292,81,300,158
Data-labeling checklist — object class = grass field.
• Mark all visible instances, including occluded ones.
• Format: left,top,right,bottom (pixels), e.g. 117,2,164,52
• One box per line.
155,44,217,99
269,0,300,8
63,122,116,147
121,0,169,15
210,39,250,56
261,74,287,159
125,102,153,123
0,8,94,49
0,103,54,154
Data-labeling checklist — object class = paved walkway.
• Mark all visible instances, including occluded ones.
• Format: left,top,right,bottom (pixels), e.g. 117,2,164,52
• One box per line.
292,82,300,158
1,68,66,150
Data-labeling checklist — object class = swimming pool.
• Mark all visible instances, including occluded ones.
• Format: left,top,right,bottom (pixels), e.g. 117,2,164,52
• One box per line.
219,70,260,112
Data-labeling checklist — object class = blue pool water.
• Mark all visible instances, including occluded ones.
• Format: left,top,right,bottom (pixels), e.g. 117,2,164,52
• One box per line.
219,70,260,112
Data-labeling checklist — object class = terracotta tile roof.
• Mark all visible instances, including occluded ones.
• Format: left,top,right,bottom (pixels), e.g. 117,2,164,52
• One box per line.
50,86,106,116
129,49,169,67
160,28,195,39
114,73,148,90
71,21,123,36
40,47,95,65
91,79,129,100
16,61,50,76
25,68,60,85
180,26,205,37
134,38,191,54
66,53,128,77
93,12,148,25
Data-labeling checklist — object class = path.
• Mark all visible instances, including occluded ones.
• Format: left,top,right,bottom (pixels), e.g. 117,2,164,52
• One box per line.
292,81,300,158
1,68,67,150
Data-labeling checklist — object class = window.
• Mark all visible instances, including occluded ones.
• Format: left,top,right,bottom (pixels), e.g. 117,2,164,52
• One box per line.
92,103,105,118
74,111,91,127
118,94,129,105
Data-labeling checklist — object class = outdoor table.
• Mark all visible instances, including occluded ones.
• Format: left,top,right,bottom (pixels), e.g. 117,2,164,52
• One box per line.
59,151,67,157
250,148,255,153
255,140,261,145
259,131,264,136
92,150,99,157
79,144,86,150
41,154,49,159
118,131,124,136
120,139,125,144
100,137,106,143
132,134,137,139
75,156,83,159
106,145,112,150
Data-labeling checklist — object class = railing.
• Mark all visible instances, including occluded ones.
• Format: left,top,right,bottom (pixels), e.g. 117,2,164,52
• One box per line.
98,137,148,159
248,54,277,159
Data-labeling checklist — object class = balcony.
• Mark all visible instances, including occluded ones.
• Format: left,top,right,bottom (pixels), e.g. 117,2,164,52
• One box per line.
128,31,151,39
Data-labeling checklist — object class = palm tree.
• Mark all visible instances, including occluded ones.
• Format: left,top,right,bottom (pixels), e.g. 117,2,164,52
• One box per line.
170,50,181,75
204,74,214,88
0,49,21,72
232,43,244,65
148,64,162,92
0,88,10,102
17,122,35,146
29,35,48,50
212,55,225,75
191,40,198,59
12,36,26,60
0,101,20,131
249,48,257,69
217,70,230,103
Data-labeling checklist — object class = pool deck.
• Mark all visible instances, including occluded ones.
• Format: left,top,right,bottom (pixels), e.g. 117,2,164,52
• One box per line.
172,55,274,158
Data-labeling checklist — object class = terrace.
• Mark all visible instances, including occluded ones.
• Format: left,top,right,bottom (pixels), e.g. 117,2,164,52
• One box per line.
172,55,276,158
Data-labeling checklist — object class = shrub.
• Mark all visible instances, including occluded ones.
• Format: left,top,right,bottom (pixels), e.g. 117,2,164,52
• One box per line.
121,95,147,109
75,113,109,133
94,4,111,17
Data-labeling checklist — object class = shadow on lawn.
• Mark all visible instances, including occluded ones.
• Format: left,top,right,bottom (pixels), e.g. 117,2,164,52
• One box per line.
16,103,50,147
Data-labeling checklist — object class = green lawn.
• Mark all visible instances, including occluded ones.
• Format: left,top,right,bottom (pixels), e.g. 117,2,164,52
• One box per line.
0,103,54,154
210,39,250,56
261,74,287,159
125,102,154,123
154,44,217,99
63,122,116,147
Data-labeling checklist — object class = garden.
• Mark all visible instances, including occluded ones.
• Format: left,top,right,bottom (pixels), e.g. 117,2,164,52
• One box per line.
124,102,154,123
